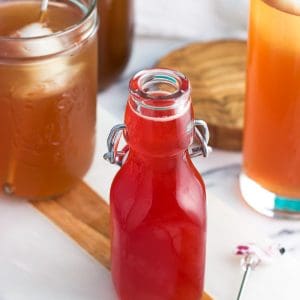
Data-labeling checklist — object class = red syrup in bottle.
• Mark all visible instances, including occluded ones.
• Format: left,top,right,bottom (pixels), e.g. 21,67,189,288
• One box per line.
105,69,210,300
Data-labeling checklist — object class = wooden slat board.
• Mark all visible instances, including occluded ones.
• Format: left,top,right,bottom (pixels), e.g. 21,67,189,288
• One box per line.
31,181,212,300
156,40,246,151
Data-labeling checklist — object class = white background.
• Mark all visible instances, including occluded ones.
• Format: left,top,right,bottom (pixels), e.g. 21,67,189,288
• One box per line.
135,0,249,40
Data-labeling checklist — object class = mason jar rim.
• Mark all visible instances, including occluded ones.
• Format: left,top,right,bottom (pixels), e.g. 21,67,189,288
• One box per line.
0,0,97,41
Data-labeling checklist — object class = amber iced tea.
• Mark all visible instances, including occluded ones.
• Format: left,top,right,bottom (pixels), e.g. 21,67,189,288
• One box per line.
0,0,98,199
241,0,300,216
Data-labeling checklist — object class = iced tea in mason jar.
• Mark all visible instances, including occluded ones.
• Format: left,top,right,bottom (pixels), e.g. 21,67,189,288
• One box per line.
0,0,98,199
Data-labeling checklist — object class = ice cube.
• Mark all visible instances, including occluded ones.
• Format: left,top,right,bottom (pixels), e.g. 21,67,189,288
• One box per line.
9,23,83,100
12,22,62,57
14,22,53,38
10,60,83,100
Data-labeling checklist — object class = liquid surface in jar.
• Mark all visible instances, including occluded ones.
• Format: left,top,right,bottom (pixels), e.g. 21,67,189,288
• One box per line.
0,0,97,199
0,0,84,35
244,0,300,197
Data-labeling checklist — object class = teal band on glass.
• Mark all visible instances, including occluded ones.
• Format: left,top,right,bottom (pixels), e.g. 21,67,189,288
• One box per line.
275,196,300,212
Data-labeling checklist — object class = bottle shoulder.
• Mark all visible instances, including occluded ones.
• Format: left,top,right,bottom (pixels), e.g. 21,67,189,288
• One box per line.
111,154,205,195
110,155,206,230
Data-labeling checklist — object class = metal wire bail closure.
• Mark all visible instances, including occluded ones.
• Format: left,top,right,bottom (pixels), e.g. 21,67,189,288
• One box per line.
103,124,127,166
104,119,211,166
189,120,211,158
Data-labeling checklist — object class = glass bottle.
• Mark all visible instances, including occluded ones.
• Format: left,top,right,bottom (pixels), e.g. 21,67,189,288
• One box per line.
104,69,210,300
98,0,134,90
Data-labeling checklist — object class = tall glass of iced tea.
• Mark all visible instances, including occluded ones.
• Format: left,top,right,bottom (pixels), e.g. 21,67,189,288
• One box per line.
0,0,98,199
240,0,300,218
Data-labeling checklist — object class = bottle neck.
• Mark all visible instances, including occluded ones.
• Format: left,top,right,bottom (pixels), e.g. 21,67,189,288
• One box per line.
104,69,210,168
124,68,194,159
124,100,194,157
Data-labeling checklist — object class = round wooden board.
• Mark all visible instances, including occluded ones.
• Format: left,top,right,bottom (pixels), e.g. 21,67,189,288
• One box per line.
156,40,247,151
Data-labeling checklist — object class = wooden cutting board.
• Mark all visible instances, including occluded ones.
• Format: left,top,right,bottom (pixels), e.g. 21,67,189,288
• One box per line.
31,181,213,300
156,40,246,151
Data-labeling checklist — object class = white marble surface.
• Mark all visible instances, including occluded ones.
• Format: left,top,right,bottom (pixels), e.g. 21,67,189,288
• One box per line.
0,196,117,300
0,35,299,300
